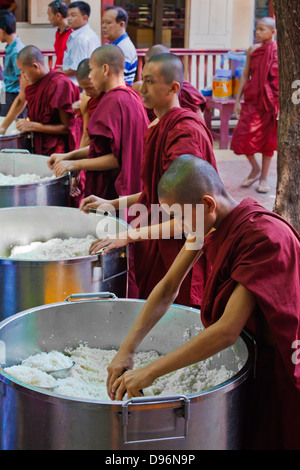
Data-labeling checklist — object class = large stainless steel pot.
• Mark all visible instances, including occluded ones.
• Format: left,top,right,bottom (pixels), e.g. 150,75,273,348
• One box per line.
0,150,71,208
0,206,128,319
0,117,31,152
0,297,255,450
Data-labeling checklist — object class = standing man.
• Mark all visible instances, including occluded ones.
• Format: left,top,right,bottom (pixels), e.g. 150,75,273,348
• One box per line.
62,1,100,85
102,6,137,85
47,1,72,70
0,10,26,117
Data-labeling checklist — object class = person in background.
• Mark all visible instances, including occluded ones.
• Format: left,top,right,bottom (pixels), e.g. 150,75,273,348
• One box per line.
133,44,207,120
47,1,72,70
0,10,26,118
231,17,279,194
62,1,100,85
0,45,81,155
102,6,137,86
0,1,17,13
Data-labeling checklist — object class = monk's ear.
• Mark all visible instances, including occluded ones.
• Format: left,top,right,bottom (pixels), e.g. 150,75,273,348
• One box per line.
102,63,110,76
169,81,181,95
202,195,217,214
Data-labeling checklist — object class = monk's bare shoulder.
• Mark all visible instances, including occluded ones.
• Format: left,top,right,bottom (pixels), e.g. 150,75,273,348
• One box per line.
248,43,261,56
148,117,159,128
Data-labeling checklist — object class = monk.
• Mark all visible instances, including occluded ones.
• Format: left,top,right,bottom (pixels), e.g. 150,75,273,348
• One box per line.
0,45,80,155
231,17,279,193
49,44,149,202
106,155,300,450
132,44,207,121
81,53,216,307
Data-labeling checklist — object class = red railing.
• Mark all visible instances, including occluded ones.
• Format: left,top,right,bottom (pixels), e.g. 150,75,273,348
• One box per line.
0,48,239,92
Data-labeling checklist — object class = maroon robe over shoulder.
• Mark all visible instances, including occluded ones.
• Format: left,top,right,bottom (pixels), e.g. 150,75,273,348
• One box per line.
231,41,279,157
25,69,81,156
133,106,216,307
201,198,300,450
85,86,149,199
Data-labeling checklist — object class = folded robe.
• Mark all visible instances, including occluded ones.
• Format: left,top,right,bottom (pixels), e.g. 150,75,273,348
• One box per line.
133,106,216,307
25,69,81,156
201,198,300,449
231,41,279,157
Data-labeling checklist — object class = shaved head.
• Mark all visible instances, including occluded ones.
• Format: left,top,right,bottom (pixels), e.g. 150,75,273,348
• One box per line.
148,53,184,88
158,155,227,205
146,44,170,60
257,16,276,30
76,58,90,80
91,44,125,74
17,45,45,66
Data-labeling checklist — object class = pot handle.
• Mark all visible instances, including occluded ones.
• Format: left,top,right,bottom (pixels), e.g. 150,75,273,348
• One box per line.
0,148,30,154
122,395,190,445
64,292,118,302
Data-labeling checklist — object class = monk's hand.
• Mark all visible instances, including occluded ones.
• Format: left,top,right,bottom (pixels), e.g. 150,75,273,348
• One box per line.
48,153,68,170
106,350,135,400
53,160,77,177
16,119,36,132
79,195,112,214
233,101,241,118
89,232,130,255
0,127,6,135
112,366,153,400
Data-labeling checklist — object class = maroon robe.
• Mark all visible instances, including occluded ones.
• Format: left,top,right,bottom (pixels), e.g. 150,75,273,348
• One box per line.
133,106,216,306
85,86,149,200
25,69,81,156
201,198,300,449
231,41,279,157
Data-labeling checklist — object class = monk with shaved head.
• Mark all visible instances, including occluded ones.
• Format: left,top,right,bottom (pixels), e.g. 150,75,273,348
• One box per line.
0,45,80,156
231,17,279,193
133,44,207,118
106,154,300,450
50,44,148,207
81,52,216,307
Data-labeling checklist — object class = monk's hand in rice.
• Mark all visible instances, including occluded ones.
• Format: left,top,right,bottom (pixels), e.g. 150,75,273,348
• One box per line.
53,160,77,177
233,101,242,118
89,232,130,255
111,366,152,400
80,195,112,214
47,153,67,170
106,350,137,400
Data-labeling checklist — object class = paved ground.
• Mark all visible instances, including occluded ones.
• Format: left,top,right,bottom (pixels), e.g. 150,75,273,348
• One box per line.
214,146,277,211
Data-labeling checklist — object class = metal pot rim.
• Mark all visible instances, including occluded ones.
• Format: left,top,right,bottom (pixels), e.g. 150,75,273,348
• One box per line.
0,299,255,407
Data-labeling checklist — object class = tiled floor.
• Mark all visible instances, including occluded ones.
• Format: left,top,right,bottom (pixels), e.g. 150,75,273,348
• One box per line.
214,147,277,211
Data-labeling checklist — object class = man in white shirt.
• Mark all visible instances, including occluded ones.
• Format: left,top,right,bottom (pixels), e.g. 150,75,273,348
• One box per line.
102,6,137,85
62,1,100,85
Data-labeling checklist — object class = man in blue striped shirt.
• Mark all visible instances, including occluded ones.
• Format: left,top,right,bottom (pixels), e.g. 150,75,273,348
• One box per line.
102,6,137,86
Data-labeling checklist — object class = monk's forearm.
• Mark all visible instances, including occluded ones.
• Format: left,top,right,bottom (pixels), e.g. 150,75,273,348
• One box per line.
74,154,120,172
126,219,182,244
64,147,89,160
0,97,26,131
31,123,69,135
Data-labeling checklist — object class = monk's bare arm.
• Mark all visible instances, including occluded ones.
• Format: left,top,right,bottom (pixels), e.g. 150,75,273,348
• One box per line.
0,94,27,133
112,283,257,399
75,154,120,171
107,238,202,398
16,108,70,135
233,46,253,117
